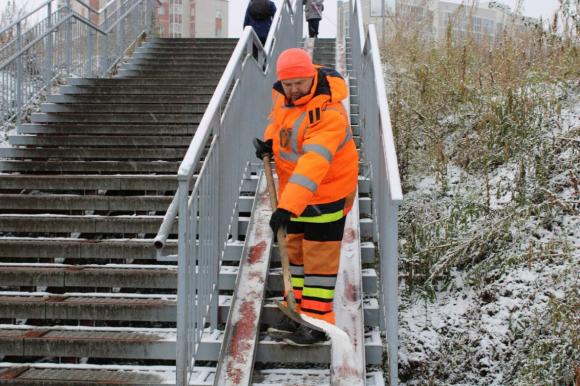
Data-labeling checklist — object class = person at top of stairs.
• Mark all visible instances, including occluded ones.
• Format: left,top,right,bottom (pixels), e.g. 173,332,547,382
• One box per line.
254,47,358,346
244,0,277,45
303,0,324,38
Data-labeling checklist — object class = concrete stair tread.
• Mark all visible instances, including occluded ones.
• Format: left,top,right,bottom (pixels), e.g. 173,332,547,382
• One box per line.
17,123,197,135
0,263,378,294
67,78,220,85
0,194,173,211
0,213,175,234
0,363,178,385
8,135,191,147
0,237,175,259
0,364,385,386
47,94,211,103
31,112,203,123
0,147,188,160
0,160,180,174
39,104,209,114
0,324,382,363
0,175,177,191
0,288,380,326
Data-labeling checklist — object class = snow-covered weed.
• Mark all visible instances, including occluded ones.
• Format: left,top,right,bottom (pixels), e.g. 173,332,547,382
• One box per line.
382,2,579,384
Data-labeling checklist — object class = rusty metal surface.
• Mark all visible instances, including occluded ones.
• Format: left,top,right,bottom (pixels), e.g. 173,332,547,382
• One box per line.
214,173,274,386
333,197,365,385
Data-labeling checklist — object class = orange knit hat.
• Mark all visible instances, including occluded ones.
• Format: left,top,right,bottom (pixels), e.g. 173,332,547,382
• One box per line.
276,48,316,80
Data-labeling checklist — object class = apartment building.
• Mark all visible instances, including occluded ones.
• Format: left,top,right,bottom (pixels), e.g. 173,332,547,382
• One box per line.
156,0,228,38
58,0,104,24
341,0,515,43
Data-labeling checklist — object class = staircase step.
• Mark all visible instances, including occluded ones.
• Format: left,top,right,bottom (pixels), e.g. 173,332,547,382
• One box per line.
0,292,177,322
116,70,226,78
30,112,202,123
0,147,187,160
141,42,236,48
67,78,219,86
0,194,172,212
0,364,178,385
0,263,377,294
0,160,180,174
0,238,174,260
47,94,212,103
129,57,231,65
0,290,381,327
59,85,217,95
0,365,385,386
0,175,177,191
17,123,196,135
132,51,233,58
0,214,174,234
0,325,382,363
39,103,209,114
134,47,234,54
8,135,191,147
123,64,228,71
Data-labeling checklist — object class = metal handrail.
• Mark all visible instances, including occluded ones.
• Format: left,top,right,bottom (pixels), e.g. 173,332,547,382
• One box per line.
0,0,156,124
153,2,303,384
350,1,402,386
0,0,53,36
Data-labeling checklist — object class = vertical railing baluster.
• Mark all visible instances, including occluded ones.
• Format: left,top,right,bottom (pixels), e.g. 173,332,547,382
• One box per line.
176,180,189,386
16,22,23,124
65,0,72,74
45,2,53,84
86,28,95,77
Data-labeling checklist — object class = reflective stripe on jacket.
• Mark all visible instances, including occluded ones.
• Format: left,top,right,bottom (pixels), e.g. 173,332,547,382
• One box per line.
263,66,358,218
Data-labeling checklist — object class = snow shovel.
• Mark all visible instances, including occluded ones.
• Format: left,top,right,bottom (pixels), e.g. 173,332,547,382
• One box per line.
260,154,325,333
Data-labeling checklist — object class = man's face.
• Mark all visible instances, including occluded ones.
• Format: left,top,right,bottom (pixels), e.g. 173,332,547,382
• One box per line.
281,77,314,102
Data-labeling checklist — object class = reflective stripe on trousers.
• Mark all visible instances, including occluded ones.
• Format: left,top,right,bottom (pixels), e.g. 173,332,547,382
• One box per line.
284,215,346,325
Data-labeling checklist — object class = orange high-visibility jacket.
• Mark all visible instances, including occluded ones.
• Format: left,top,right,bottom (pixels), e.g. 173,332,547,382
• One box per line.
263,66,358,217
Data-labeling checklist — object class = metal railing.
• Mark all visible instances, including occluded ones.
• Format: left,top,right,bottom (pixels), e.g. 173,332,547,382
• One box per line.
0,0,157,124
153,1,303,384
350,1,403,385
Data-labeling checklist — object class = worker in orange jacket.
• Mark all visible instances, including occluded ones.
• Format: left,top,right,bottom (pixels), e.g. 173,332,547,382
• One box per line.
254,48,358,345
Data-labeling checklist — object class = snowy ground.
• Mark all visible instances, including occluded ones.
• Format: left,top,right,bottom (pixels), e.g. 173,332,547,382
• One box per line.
397,84,579,385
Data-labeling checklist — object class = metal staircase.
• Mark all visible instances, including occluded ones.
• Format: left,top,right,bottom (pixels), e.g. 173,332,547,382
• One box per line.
0,1,401,385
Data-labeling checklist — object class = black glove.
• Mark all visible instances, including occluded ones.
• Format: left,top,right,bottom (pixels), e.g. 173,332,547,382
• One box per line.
270,208,292,234
253,138,273,161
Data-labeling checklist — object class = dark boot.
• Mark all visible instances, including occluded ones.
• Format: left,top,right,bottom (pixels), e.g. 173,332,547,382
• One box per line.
267,317,298,336
283,324,327,346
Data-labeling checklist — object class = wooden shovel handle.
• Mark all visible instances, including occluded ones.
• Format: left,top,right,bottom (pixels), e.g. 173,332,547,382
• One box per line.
262,155,297,312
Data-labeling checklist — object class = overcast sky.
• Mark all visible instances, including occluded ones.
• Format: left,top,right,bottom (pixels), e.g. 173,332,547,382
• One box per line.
8,0,563,38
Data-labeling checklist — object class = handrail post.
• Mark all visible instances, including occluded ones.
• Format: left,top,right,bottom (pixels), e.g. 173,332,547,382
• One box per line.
86,28,95,76
16,21,23,124
176,179,190,386
146,0,153,35
116,5,123,58
384,202,400,386
65,0,73,74
45,2,54,84
101,8,109,76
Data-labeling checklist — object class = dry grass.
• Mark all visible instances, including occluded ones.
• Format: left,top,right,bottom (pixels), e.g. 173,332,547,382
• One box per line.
386,2,579,384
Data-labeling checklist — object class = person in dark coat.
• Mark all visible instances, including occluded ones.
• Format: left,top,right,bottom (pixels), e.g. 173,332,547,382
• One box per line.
244,0,277,46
